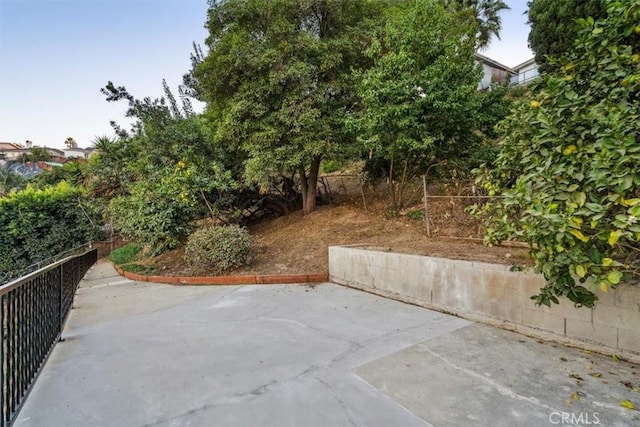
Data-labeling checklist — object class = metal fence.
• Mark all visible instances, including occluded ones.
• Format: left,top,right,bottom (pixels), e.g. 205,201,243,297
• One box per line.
0,243,94,286
1,248,97,427
423,194,499,239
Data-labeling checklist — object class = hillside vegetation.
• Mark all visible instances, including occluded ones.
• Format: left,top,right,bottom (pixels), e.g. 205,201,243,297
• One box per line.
3,0,638,308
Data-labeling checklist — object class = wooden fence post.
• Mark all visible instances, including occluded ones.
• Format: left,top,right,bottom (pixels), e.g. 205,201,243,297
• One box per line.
423,175,430,237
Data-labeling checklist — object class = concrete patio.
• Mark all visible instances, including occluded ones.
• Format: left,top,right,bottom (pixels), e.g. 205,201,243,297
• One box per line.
14,261,640,426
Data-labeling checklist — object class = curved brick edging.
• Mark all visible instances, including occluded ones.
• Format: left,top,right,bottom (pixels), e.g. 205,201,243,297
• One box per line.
112,264,327,286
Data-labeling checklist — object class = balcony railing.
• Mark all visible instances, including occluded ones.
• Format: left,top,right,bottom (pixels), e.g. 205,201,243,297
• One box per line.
1,248,97,427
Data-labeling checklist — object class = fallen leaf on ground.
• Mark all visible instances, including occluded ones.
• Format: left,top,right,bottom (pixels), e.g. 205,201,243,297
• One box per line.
620,400,636,410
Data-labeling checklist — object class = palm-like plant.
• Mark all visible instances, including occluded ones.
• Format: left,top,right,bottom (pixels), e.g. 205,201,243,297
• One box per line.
91,135,116,153
444,0,510,49
87,135,133,198
0,168,26,196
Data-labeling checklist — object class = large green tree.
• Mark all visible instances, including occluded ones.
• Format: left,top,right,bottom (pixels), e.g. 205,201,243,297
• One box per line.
194,0,383,214
479,0,640,307
527,0,606,73
357,0,483,209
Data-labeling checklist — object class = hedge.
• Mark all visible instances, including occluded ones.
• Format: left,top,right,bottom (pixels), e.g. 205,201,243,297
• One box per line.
0,182,97,282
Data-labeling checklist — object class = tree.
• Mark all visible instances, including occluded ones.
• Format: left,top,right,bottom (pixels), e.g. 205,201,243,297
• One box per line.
65,137,78,149
357,0,483,210
444,0,510,49
478,0,640,307
32,160,85,189
99,81,240,252
527,0,606,73
194,0,384,214
85,135,137,199
25,146,52,162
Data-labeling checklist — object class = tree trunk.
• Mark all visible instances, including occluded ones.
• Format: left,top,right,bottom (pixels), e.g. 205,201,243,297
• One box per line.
398,159,409,210
302,155,322,215
299,164,308,203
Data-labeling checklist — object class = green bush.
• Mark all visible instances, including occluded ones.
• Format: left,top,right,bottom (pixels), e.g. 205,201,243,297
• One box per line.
476,0,640,307
406,209,424,221
109,243,143,265
322,160,343,174
0,182,99,282
184,225,252,274
107,168,198,255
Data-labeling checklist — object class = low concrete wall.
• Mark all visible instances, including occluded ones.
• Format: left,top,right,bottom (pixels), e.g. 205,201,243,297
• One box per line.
329,245,640,359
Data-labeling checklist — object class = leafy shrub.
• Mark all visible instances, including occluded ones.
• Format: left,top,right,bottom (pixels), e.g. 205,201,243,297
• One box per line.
322,160,343,174
109,243,143,265
0,182,99,282
107,167,198,255
476,0,640,307
184,225,252,274
406,209,424,221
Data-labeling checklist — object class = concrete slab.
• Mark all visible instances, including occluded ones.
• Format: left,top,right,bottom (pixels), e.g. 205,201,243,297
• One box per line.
15,263,467,427
14,261,640,426
357,323,640,427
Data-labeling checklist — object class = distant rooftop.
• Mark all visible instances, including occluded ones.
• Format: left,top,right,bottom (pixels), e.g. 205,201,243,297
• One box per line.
474,53,515,74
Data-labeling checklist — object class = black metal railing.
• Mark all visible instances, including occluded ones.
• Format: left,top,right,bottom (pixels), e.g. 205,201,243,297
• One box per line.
0,243,93,286
0,248,97,427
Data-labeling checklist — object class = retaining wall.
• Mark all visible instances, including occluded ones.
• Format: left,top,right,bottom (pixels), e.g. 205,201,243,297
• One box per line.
329,245,640,359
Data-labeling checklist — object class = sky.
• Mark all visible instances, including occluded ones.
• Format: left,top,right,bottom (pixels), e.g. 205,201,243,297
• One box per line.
0,0,533,150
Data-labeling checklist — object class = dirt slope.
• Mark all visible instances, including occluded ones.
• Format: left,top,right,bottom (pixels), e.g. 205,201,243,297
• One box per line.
146,202,531,277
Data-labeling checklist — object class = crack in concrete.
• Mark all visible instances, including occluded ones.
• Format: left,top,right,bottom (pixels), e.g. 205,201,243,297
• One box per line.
260,316,362,346
419,346,562,413
350,374,434,427
315,377,364,427
141,364,326,427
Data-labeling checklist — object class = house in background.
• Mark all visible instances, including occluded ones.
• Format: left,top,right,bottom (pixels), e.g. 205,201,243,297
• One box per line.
0,141,67,163
475,54,540,89
512,57,539,85
475,53,516,90
0,139,94,162
63,147,93,159
62,138,94,160
0,142,23,160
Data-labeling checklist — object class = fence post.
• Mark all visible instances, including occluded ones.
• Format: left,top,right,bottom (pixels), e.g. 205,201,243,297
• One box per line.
1,294,4,427
423,175,430,237
58,264,64,338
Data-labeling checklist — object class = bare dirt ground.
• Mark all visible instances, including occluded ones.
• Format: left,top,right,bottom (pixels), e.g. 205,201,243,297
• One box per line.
143,193,532,277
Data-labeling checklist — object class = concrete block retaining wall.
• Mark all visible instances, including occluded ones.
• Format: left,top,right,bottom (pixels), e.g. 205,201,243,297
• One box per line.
329,245,640,359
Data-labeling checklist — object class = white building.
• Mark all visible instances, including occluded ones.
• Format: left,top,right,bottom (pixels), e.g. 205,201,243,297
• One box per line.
475,53,516,90
512,58,539,85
